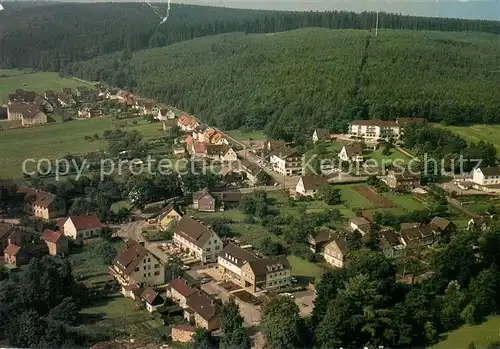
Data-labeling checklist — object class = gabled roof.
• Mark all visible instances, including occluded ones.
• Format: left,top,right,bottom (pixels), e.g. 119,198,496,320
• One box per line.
174,217,216,248
342,143,363,157
4,243,21,256
205,144,231,156
193,188,214,201
141,287,164,306
219,243,259,268
266,139,287,151
246,255,290,276
193,141,206,154
158,203,183,221
113,239,150,276
400,224,435,244
240,159,263,176
478,167,500,176
379,229,402,247
325,233,347,255
169,278,198,298
41,229,64,244
67,214,102,231
8,103,44,119
299,175,327,191
430,217,454,231
186,291,218,322
0,222,14,240
314,128,330,139
349,217,371,227
271,146,301,159
17,187,57,208
309,227,333,244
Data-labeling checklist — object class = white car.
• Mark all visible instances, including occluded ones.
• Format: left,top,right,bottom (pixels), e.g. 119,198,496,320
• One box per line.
281,292,295,299
180,265,191,271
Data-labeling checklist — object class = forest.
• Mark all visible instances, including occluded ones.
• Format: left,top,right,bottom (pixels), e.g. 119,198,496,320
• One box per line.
69,28,500,141
1,1,500,71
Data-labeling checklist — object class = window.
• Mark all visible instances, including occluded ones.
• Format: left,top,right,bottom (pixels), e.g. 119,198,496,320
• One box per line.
215,246,220,250
148,273,151,277
206,248,211,252
154,271,160,276
148,258,151,262
134,267,139,272
143,273,146,278
154,264,160,269
143,266,146,270
148,265,151,270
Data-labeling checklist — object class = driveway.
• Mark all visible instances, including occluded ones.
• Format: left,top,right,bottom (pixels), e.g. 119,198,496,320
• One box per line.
293,289,316,317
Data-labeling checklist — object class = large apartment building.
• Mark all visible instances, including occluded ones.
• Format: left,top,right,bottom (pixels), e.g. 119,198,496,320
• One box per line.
7,103,47,126
173,217,223,264
17,187,65,219
270,147,303,177
348,118,425,140
240,254,291,293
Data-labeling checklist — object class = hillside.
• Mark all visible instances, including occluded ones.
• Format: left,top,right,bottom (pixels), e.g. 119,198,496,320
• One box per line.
69,28,500,141
1,2,500,71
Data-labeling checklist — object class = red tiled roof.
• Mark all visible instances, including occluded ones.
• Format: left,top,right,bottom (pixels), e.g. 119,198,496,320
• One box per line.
169,278,198,298
4,243,21,256
185,135,192,144
41,229,63,244
68,214,102,231
193,141,206,154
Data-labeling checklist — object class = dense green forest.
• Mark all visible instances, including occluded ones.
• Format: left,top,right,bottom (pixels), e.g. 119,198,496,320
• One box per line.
1,1,500,71
69,28,500,141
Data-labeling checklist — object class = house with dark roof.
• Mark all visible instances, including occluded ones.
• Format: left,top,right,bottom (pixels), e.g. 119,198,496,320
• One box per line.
386,169,421,191
472,167,500,188
270,147,304,176
17,187,65,219
240,159,266,185
204,144,237,162
111,239,166,287
8,89,37,103
185,291,220,331
400,222,439,247
307,227,334,253
7,103,47,126
41,229,68,256
348,217,372,236
430,217,457,237
295,175,328,197
265,139,287,153
240,255,291,293
339,143,364,163
323,233,347,268
57,92,76,107
217,243,259,283
312,128,331,143
173,217,223,264
193,188,216,212
156,108,175,121
379,229,406,258
140,287,165,313
63,214,103,240
167,278,198,308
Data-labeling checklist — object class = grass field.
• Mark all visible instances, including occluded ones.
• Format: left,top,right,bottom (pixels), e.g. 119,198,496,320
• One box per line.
0,116,165,179
383,192,426,211
287,255,324,281
431,315,500,349
435,124,500,149
365,147,411,164
226,129,267,142
0,69,91,103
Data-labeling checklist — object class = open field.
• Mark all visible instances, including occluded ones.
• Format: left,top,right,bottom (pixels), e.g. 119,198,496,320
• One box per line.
434,124,500,149
225,129,267,143
383,192,427,211
0,116,165,179
287,255,324,282
336,184,377,209
0,69,90,103
353,185,395,208
364,147,411,163
431,315,500,349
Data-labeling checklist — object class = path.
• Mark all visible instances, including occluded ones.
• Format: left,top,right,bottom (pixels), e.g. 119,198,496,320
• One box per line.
447,197,480,218
396,146,417,160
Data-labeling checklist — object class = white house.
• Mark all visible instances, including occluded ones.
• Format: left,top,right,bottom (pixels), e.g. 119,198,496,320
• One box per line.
217,243,259,284
348,217,372,236
63,214,103,240
205,144,237,162
472,167,500,186
140,288,165,313
270,147,303,176
177,115,199,132
173,217,223,264
338,143,364,162
312,128,330,143
157,108,175,121
295,175,328,197
348,118,425,141
323,234,347,268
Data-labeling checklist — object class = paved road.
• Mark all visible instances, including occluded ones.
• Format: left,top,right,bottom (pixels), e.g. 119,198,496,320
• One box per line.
118,220,146,242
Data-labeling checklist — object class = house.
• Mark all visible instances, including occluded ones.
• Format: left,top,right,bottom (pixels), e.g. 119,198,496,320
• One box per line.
265,140,287,153
63,214,103,240
270,147,303,176
8,89,36,103
348,217,372,236
295,175,328,197
193,188,216,212
430,217,457,237
338,143,364,163
216,192,244,211
312,128,331,143
323,234,347,268
137,99,155,115
167,278,198,308
210,131,227,145
41,229,68,256
307,227,333,253
386,169,421,191
240,160,265,185
106,88,121,100
348,118,425,140
58,93,76,107
189,141,206,157
193,124,209,142
17,187,65,219
379,230,406,258
217,243,259,283
173,147,186,156
400,223,438,246
4,243,29,266
185,291,220,331
177,115,199,132
241,255,291,293
78,105,103,118
7,103,47,126
44,90,58,103
203,128,217,143
173,217,223,264
0,222,15,255
468,217,491,232
140,287,165,313
121,283,145,300
111,239,166,287
34,96,54,113
472,167,500,187
204,144,237,162
157,108,175,121
157,203,183,231
171,325,196,343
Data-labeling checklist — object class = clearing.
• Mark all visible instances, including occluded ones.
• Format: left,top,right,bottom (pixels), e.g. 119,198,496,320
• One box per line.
0,116,165,179
225,129,266,143
0,69,90,103
435,124,500,149
431,315,500,349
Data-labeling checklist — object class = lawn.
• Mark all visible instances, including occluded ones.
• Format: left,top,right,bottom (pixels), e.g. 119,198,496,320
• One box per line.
364,147,410,165
335,184,376,209
431,315,500,349
111,200,132,213
79,296,165,344
192,209,247,222
287,255,324,281
384,192,427,211
0,116,166,179
226,129,267,142
435,124,500,149
0,69,91,103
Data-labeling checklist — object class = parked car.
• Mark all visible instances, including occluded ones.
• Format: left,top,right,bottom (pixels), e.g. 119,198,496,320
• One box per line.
200,277,212,284
180,265,191,271
281,292,295,299
291,277,298,284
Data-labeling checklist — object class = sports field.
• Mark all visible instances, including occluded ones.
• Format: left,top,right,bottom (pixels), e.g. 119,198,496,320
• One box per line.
0,69,90,103
434,124,500,149
0,117,165,179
